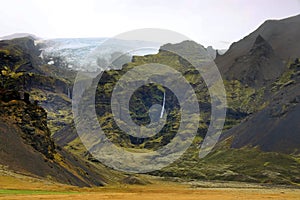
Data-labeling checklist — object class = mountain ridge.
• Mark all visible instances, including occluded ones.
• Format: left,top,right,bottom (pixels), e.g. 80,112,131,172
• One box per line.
216,14,300,76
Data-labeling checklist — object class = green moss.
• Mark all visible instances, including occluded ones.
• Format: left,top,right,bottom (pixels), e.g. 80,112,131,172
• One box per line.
271,59,299,92
0,49,10,55
224,79,265,114
153,146,300,185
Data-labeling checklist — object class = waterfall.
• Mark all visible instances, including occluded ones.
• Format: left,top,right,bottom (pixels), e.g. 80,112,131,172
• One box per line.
160,92,165,118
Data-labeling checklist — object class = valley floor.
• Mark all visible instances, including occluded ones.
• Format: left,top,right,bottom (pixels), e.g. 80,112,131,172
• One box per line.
1,171,300,200
1,187,300,200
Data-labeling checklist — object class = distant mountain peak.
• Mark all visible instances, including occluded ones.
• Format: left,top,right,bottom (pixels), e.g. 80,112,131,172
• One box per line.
253,34,266,45
224,33,284,87
160,40,216,60
216,13,300,76
0,33,39,41
249,35,274,57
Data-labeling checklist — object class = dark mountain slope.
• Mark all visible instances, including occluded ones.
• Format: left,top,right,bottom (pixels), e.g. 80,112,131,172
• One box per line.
216,14,300,78
229,102,300,154
222,60,300,154
0,89,109,186
0,37,75,134
225,35,285,87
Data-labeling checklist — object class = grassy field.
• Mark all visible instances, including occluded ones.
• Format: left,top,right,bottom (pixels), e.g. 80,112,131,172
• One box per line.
0,189,78,195
1,186,300,200
1,172,300,200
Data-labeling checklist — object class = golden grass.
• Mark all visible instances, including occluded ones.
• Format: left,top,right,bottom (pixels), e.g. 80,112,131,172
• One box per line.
1,174,300,200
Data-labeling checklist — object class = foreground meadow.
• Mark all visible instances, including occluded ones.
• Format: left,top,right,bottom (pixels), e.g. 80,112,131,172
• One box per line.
1,173,300,200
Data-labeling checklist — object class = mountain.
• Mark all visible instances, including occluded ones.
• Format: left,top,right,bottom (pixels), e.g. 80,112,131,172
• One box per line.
0,37,130,187
223,35,285,87
0,33,39,41
0,37,76,134
0,89,108,186
216,14,300,85
151,52,300,185
214,14,300,154
54,36,300,184
221,57,300,154
0,37,43,74
96,15,300,184
178,14,300,183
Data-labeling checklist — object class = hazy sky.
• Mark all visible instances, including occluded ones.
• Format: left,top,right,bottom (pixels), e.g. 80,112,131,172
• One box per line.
0,0,299,49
